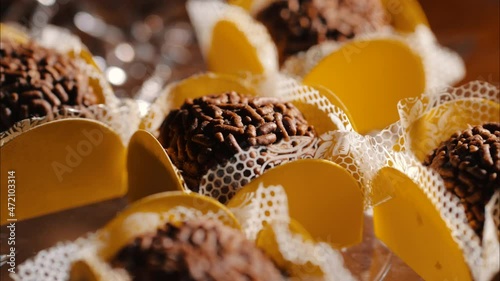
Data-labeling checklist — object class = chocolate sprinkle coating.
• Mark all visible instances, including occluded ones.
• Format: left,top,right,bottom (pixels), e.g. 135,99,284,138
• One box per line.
159,91,316,192
256,0,388,64
0,39,97,131
424,123,500,237
111,220,285,281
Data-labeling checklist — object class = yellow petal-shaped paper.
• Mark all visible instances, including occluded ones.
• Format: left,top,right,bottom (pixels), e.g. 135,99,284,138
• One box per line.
127,130,186,203
228,159,364,248
373,167,471,281
0,119,126,224
381,0,429,33
207,7,278,75
408,99,500,161
98,191,240,261
303,39,425,134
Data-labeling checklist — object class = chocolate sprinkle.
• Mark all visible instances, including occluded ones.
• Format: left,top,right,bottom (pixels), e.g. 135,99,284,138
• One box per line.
256,0,388,64
159,91,316,193
0,39,97,131
111,220,285,281
424,123,500,237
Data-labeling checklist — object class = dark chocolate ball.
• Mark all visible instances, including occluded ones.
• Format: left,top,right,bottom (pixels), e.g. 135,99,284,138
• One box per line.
424,123,500,237
111,219,286,281
256,0,388,64
0,39,98,131
158,91,316,194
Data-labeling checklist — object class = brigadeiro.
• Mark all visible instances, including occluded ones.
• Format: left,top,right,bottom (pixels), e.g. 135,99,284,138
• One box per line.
0,38,98,131
424,123,500,237
255,0,388,64
158,91,316,198
111,219,286,281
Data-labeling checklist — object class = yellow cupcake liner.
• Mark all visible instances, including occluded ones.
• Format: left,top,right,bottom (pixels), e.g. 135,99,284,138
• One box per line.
13,190,355,281
370,81,500,280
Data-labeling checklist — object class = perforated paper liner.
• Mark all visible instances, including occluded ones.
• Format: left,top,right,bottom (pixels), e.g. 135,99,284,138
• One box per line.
11,188,354,281
0,99,140,146
282,25,465,90
139,72,383,207
371,81,500,280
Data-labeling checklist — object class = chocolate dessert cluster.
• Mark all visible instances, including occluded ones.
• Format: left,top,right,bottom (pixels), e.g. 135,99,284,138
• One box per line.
112,219,285,281
256,0,388,63
159,91,316,192
0,39,97,131
424,123,500,236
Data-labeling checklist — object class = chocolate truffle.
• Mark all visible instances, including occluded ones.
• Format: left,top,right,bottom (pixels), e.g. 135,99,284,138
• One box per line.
424,123,500,237
0,39,98,131
111,219,285,281
256,0,388,63
159,91,316,194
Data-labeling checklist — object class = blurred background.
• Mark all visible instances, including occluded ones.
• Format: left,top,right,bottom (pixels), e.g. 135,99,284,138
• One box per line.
1,0,498,99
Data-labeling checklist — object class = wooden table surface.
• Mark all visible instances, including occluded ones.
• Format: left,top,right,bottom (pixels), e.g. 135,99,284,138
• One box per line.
1,0,498,280
419,0,499,86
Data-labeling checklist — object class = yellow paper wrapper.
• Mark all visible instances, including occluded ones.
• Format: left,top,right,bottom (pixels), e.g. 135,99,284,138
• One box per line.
370,81,500,281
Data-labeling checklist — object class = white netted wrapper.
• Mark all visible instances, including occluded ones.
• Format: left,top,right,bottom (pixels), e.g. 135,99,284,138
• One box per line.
0,25,141,145
200,136,318,203
367,81,500,280
376,81,499,160
187,0,278,73
0,99,140,147
12,185,354,281
142,72,371,204
282,25,465,90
